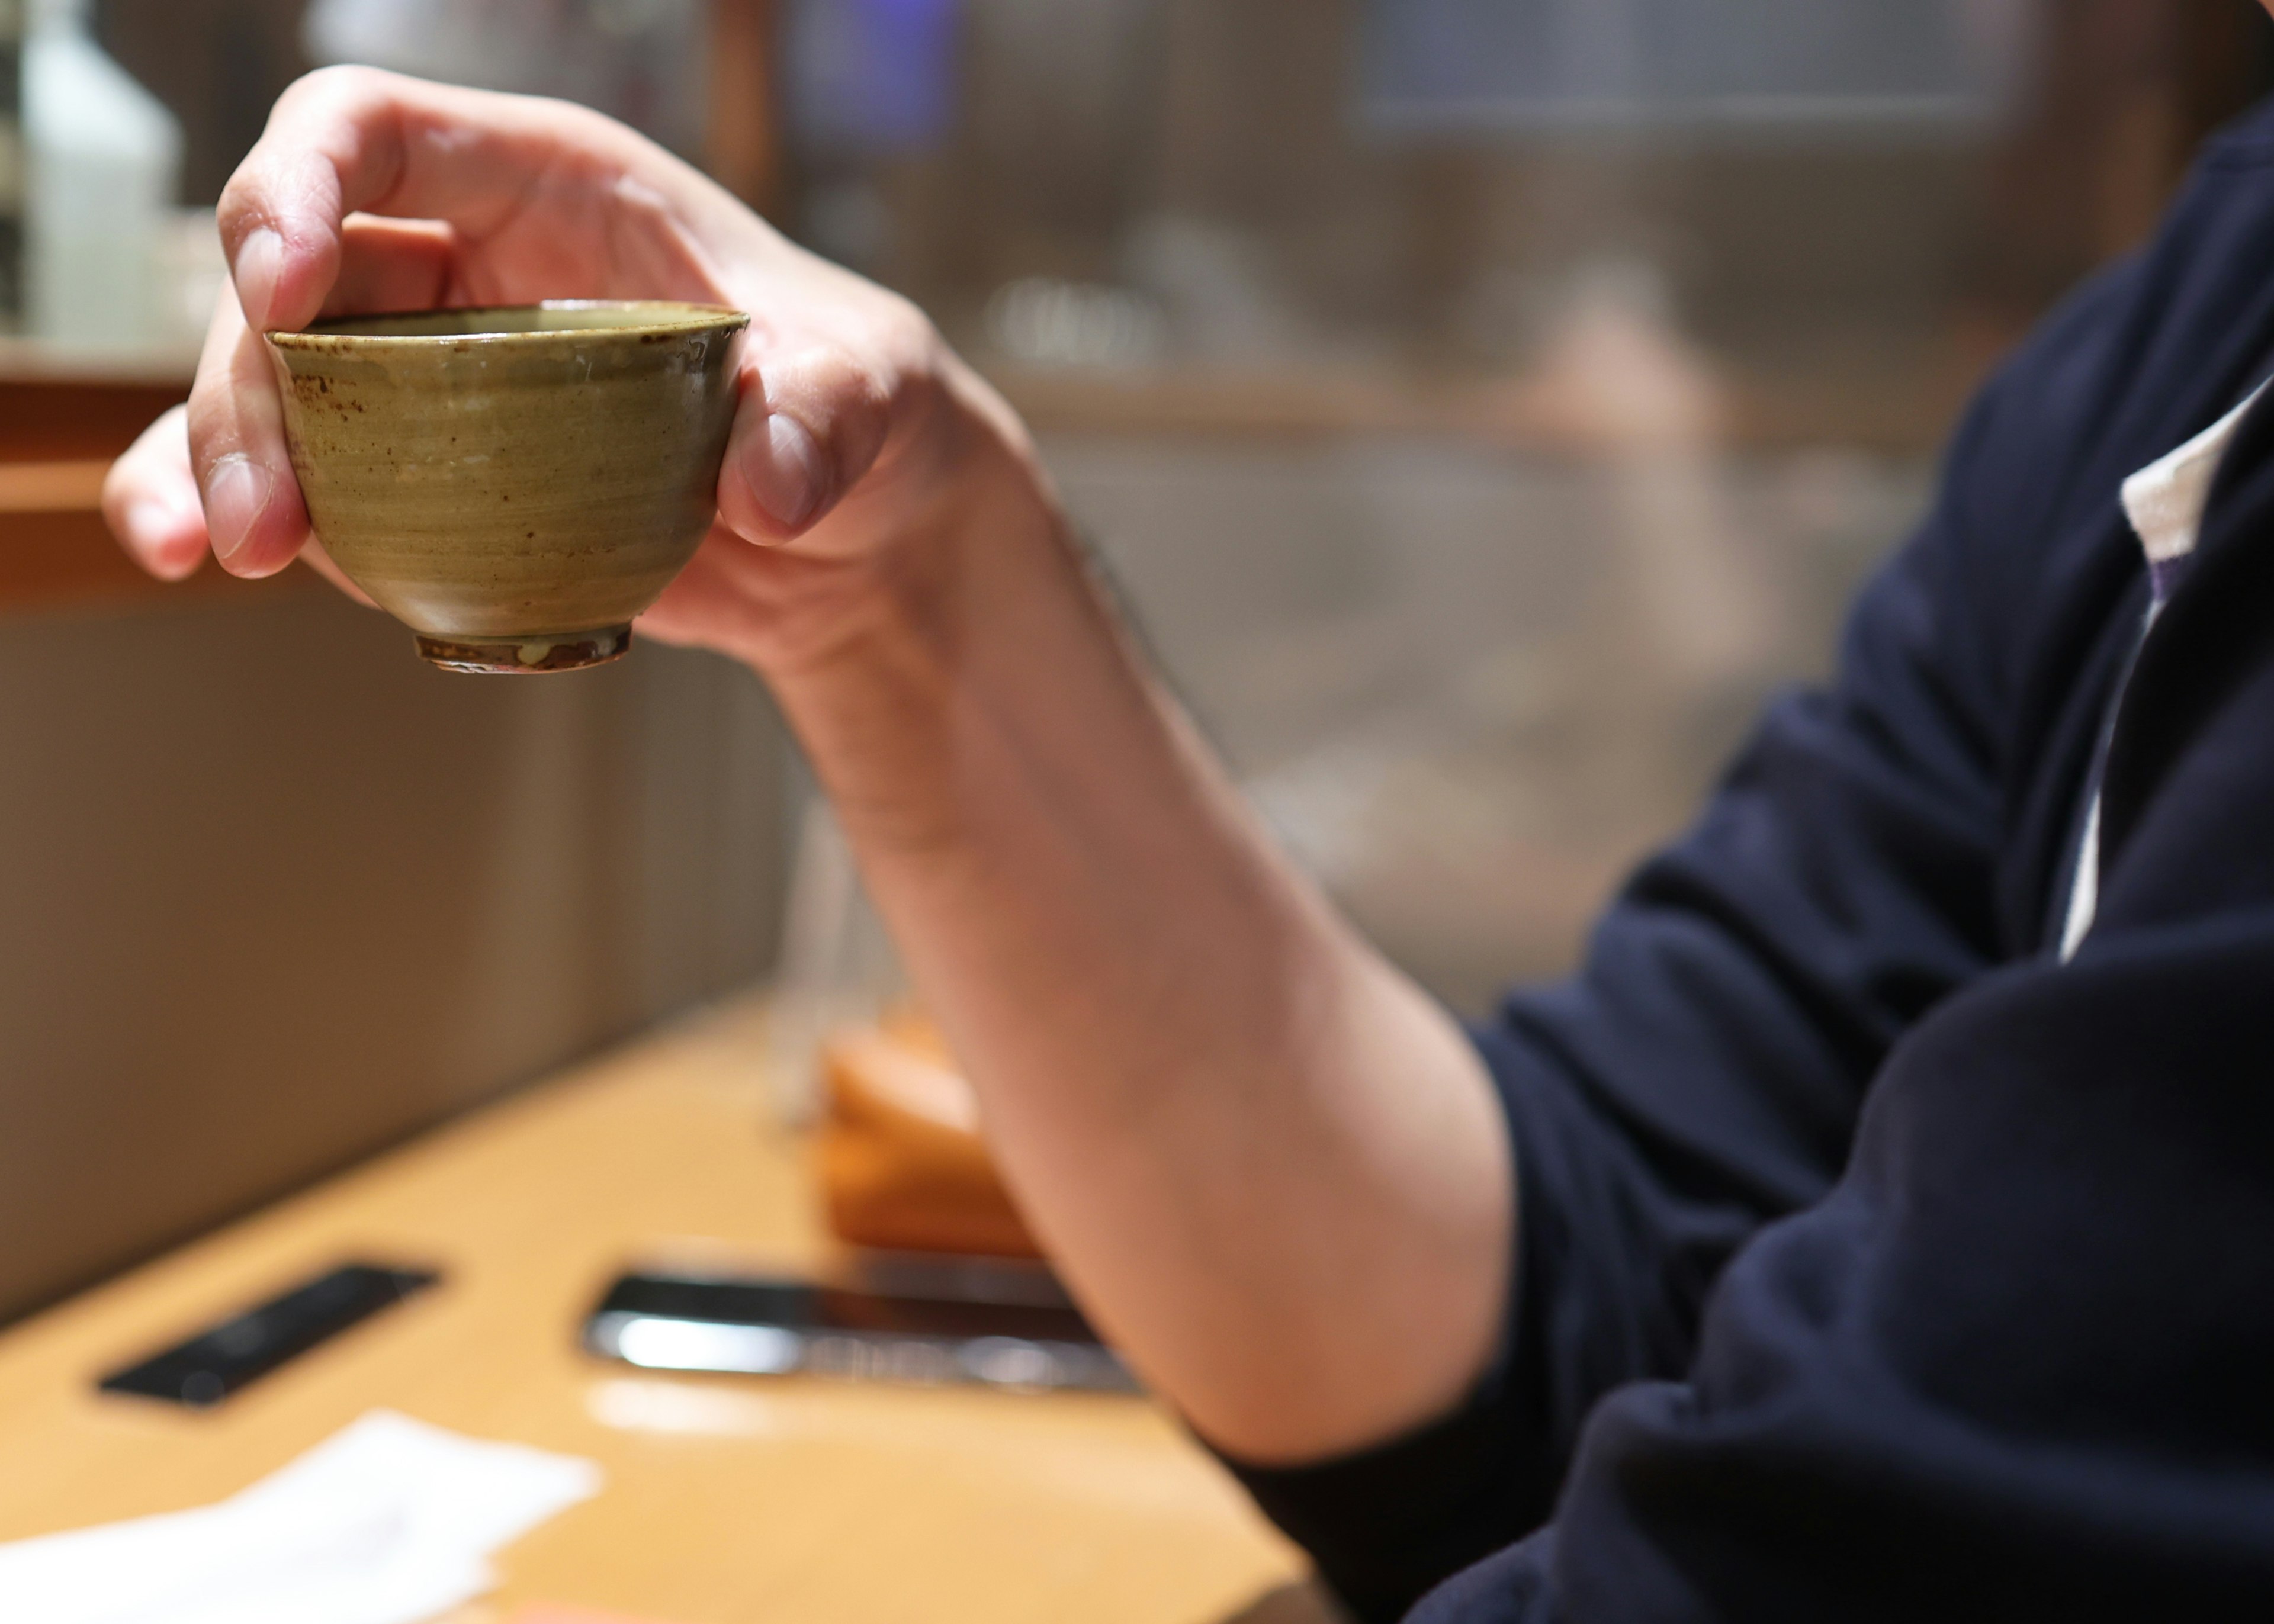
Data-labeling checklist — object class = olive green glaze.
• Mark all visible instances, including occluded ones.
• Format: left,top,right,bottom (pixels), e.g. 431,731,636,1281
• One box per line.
266,301,749,672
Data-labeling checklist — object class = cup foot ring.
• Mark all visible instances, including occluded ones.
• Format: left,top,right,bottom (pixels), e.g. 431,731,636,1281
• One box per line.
415,626,632,674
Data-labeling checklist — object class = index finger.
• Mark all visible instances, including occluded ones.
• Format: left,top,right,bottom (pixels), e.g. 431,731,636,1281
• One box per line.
185,282,314,576
216,65,665,334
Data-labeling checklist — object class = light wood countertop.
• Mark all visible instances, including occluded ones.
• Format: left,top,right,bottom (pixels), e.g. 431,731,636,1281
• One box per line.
0,998,1318,1624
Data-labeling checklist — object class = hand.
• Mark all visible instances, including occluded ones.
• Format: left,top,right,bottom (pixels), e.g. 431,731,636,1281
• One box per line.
102,66,1045,674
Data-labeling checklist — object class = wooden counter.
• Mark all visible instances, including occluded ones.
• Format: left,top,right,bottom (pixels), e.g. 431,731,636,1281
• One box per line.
0,998,1319,1624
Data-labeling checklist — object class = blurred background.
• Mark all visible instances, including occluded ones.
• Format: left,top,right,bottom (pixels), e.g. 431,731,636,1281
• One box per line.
2,0,2269,1321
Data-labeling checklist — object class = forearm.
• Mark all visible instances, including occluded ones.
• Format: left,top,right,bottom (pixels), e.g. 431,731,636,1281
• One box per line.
756,385,1515,1462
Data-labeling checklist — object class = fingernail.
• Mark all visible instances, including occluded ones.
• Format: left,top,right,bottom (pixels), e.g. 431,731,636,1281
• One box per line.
742,412,829,532
234,227,285,330
204,455,274,568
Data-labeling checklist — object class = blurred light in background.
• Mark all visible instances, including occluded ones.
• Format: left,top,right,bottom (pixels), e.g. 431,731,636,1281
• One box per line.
984,276,1168,371
783,0,959,155
300,0,709,157
1360,0,2039,133
752,0,2269,1006
46,0,2274,1015
213,0,2265,1008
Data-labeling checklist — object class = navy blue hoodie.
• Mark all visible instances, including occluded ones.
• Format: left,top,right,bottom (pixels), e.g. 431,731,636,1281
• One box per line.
1230,95,2274,1623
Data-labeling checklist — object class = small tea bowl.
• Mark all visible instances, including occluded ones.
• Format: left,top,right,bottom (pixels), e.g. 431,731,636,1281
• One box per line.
266,300,749,673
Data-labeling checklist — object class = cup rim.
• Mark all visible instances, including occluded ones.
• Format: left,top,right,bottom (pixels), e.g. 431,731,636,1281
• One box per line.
266,299,749,350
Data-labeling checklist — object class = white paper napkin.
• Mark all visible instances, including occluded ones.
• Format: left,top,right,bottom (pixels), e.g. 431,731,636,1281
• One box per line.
0,1410,602,1624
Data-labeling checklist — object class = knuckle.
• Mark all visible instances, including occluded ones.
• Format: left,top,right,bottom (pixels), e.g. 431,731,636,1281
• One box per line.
857,300,940,409
285,63,386,113
841,350,896,426
214,179,259,243
223,66,379,235
817,352,896,481
870,292,936,372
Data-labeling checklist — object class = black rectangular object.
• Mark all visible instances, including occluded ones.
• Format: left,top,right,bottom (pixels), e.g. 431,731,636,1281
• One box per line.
98,1262,439,1407
593,1271,1103,1345
583,1269,1136,1393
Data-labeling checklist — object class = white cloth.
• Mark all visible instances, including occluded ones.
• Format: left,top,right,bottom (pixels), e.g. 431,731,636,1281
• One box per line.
0,1410,600,1624
2060,381,2268,961
2120,385,2265,578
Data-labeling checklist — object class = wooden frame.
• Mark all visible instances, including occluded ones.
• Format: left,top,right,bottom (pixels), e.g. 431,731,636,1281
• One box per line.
706,0,783,220
0,361,286,613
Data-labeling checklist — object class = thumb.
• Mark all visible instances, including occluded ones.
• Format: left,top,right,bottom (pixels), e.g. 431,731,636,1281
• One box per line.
716,343,897,546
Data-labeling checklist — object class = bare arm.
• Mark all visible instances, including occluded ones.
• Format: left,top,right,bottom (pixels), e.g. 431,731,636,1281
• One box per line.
103,67,1513,1462
704,400,1513,1459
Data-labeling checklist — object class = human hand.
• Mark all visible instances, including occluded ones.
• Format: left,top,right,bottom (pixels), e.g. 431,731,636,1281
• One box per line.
102,66,1047,673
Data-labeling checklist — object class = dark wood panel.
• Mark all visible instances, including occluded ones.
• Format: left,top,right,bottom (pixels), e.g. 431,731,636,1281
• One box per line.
0,378,187,464
708,0,783,218
0,508,293,613
96,0,310,206
0,374,256,613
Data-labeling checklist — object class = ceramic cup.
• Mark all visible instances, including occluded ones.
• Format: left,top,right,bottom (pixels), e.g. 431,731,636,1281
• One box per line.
266,300,749,673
